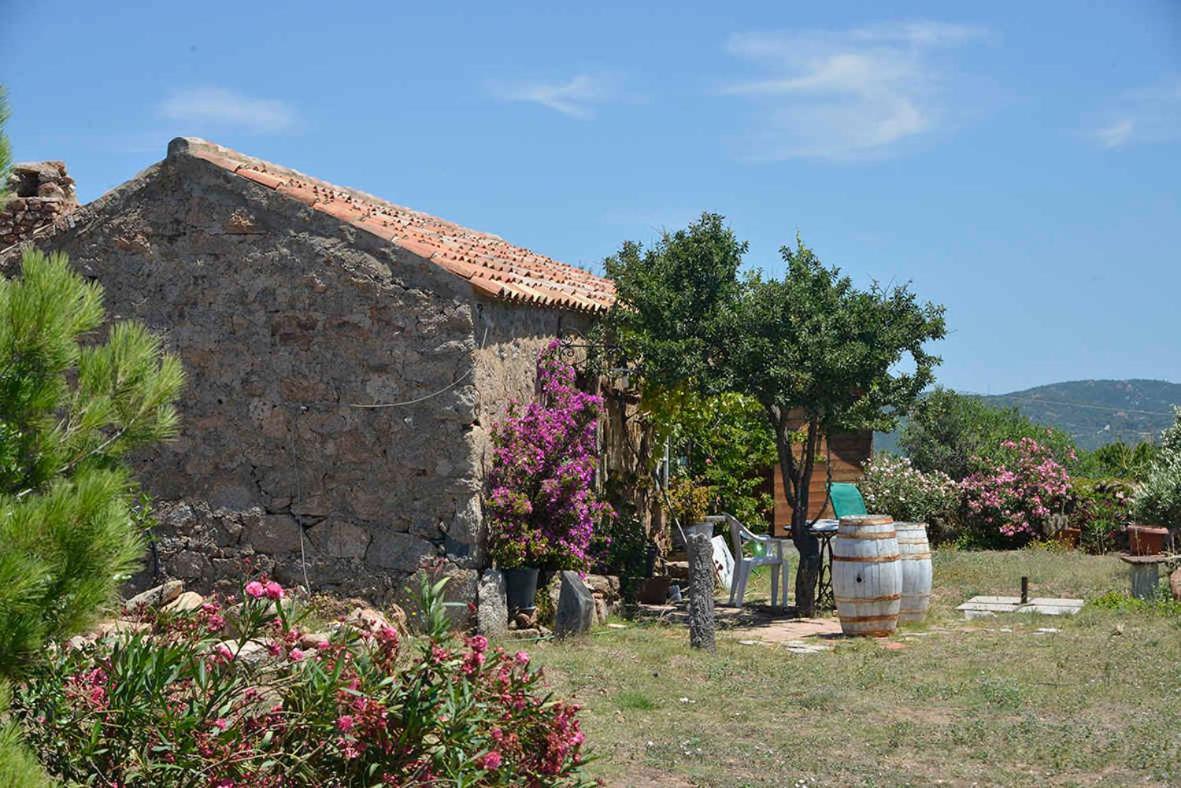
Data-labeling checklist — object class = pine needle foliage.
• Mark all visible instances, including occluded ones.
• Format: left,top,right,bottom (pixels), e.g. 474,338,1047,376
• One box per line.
0,249,184,676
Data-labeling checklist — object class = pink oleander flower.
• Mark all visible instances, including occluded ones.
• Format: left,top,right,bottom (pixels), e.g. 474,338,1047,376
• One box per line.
288,648,305,662
514,651,530,665
244,581,265,599
263,581,285,600
468,635,488,653
478,751,503,770
337,714,355,732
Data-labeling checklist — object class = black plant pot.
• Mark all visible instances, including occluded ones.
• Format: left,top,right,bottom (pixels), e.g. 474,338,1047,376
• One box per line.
503,567,540,615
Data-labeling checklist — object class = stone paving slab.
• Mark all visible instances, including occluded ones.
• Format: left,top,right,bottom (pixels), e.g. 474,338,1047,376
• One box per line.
725,616,843,646
957,595,1084,618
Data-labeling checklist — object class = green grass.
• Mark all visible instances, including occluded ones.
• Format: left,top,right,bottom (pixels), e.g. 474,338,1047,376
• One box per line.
518,548,1181,786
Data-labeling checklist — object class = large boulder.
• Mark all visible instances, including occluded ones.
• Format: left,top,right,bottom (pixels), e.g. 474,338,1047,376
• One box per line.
554,571,594,639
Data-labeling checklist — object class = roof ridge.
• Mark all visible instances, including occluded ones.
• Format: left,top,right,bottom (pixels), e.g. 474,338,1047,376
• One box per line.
167,137,614,314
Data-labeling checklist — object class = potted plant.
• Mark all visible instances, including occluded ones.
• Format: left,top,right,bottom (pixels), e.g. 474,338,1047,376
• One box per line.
667,475,716,545
485,341,615,615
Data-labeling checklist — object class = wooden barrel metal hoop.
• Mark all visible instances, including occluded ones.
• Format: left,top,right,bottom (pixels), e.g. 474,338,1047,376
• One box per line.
894,522,933,624
833,515,902,637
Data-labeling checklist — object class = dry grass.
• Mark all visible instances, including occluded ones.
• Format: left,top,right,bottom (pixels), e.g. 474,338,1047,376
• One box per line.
518,548,1181,787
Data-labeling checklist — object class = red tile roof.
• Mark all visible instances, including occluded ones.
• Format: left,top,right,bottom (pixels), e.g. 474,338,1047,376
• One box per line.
169,137,615,313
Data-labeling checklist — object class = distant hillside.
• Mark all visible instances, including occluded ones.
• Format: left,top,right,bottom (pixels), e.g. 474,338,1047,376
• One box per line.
982,379,1181,450
876,379,1181,454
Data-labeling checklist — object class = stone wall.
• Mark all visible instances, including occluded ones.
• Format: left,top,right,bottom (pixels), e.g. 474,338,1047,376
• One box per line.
2,149,494,606
0,161,78,248
471,296,594,474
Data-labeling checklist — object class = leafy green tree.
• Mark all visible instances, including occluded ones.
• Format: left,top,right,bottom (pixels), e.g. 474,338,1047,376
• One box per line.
603,215,945,615
721,240,945,613
1074,440,1158,482
901,388,1079,481
645,388,777,528
0,245,183,780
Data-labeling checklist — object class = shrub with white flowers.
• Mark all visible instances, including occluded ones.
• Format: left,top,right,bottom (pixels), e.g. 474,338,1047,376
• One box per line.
860,453,960,525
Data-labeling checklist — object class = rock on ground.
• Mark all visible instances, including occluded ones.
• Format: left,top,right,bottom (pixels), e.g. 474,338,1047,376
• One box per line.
554,571,594,639
124,580,185,612
165,591,206,613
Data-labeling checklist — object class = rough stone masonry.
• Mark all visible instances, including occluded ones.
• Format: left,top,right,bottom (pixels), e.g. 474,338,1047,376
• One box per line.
0,161,78,247
0,140,602,608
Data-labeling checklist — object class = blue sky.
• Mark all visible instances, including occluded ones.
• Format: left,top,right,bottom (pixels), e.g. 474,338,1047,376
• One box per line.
3,0,1179,394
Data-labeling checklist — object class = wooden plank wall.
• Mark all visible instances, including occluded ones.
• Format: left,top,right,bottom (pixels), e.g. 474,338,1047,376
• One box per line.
771,429,873,537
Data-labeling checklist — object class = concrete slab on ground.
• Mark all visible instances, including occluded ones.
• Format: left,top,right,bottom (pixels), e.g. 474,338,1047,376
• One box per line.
957,595,1084,618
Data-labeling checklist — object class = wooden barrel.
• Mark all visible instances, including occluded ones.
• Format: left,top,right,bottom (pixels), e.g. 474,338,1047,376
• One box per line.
894,522,932,624
833,515,901,637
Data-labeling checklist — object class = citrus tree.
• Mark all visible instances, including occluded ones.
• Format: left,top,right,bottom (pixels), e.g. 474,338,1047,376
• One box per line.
602,214,945,615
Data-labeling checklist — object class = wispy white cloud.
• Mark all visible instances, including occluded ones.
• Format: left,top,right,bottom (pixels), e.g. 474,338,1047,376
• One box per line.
158,87,297,134
1090,79,1181,149
720,21,987,162
489,74,617,119
1095,119,1135,149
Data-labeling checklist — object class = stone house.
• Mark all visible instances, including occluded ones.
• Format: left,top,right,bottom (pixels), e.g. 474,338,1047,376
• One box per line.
0,138,614,604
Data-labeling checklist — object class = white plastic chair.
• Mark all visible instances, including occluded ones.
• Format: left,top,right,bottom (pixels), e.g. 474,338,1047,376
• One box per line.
725,513,790,608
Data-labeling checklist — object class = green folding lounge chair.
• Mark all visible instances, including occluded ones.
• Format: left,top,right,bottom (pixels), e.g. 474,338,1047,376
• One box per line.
829,482,868,519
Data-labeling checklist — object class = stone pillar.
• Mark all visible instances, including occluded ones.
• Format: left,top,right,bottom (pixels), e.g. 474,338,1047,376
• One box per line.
1,162,79,248
477,569,508,637
686,532,716,653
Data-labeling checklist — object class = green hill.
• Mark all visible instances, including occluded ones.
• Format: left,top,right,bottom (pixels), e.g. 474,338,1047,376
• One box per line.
876,379,1181,453
981,379,1181,450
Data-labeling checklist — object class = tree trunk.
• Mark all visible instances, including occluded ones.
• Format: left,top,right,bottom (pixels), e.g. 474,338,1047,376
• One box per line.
773,414,823,617
792,506,821,617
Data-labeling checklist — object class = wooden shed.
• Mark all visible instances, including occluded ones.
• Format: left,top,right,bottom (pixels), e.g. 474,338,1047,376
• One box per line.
770,429,873,537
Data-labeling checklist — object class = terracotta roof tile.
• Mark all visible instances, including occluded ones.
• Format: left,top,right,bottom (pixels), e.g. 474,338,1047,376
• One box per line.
172,137,614,313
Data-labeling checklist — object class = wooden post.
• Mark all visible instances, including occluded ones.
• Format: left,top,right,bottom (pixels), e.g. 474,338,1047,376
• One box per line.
686,533,716,653
1020,576,1029,604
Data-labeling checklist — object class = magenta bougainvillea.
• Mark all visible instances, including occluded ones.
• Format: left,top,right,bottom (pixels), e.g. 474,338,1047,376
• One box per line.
486,340,614,570
961,437,1073,545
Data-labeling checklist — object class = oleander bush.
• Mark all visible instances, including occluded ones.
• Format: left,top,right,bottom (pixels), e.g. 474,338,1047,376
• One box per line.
859,453,960,534
12,574,589,786
960,437,1073,548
